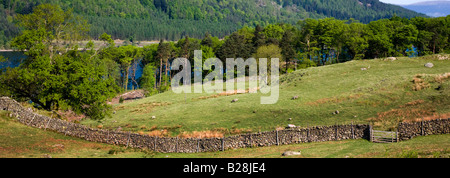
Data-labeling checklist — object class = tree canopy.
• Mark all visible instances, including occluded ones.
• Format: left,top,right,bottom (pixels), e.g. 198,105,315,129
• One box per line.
0,4,117,121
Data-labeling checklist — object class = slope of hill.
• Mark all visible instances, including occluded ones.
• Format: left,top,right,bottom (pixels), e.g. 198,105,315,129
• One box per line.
80,55,450,137
0,110,154,158
401,1,450,17
0,0,426,43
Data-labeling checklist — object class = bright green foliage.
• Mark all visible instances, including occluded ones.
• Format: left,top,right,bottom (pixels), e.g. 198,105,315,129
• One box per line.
344,23,369,60
297,58,317,69
297,18,335,65
254,44,283,60
294,16,449,66
140,64,157,96
0,4,118,121
366,19,396,58
264,24,285,42
10,28,53,58
201,45,215,60
0,48,118,120
412,17,450,55
366,18,417,58
254,44,282,78
100,33,115,47
15,4,89,49
296,19,319,62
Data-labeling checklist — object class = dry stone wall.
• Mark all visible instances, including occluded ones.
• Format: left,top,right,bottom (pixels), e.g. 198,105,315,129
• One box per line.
398,118,450,141
2,97,448,153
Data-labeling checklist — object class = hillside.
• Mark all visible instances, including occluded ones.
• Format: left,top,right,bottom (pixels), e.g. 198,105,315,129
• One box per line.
80,55,450,137
0,0,425,44
402,1,450,17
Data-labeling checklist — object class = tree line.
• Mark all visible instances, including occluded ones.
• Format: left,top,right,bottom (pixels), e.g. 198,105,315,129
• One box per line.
0,0,426,48
0,4,448,121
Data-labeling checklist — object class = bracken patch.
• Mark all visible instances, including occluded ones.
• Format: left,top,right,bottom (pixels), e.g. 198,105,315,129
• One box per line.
367,98,441,129
412,74,430,91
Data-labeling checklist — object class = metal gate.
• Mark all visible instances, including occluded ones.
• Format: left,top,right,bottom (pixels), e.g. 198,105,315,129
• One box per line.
370,130,399,143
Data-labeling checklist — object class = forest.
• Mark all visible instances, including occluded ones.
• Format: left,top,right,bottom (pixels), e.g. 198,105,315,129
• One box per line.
0,0,426,48
0,3,448,121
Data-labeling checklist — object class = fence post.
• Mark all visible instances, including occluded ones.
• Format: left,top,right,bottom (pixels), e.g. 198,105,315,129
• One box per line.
421,118,424,136
197,138,200,153
221,137,225,152
155,136,158,151
44,118,52,131
369,125,373,142
28,114,36,126
335,123,338,141
307,126,310,142
106,130,110,143
276,130,279,146
351,121,354,139
126,132,131,148
396,129,399,142
176,137,179,153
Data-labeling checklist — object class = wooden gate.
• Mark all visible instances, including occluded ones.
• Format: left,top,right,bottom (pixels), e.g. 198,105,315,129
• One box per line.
371,130,399,143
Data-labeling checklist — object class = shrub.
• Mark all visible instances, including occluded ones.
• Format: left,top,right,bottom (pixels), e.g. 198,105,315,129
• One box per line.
108,148,125,155
297,59,317,69
400,150,419,158
140,64,157,96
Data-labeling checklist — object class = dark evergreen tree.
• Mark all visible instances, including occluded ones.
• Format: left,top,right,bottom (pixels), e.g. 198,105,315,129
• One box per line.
280,30,296,72
201,32,213,47
252,25,266,53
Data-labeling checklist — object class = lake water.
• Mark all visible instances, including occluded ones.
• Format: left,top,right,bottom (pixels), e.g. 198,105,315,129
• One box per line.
0,51,144,90
0,51,28,70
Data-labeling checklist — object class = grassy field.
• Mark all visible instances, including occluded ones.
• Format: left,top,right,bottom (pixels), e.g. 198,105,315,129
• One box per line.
2,54,449,158
0,111,151,158
81,55,450,137
1,110,449,158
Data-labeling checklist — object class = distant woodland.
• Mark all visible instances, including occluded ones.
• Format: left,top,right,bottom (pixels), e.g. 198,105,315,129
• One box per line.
0,0,426,47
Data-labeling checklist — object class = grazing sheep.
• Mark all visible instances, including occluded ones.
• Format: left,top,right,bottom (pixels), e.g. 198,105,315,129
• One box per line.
231,99,239,103
292,96,299,100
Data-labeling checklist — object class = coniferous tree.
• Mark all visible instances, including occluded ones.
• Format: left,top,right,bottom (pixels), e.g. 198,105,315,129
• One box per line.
280,30,296,72
201,32,213,47
155,39,171,88
252,25,266,53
